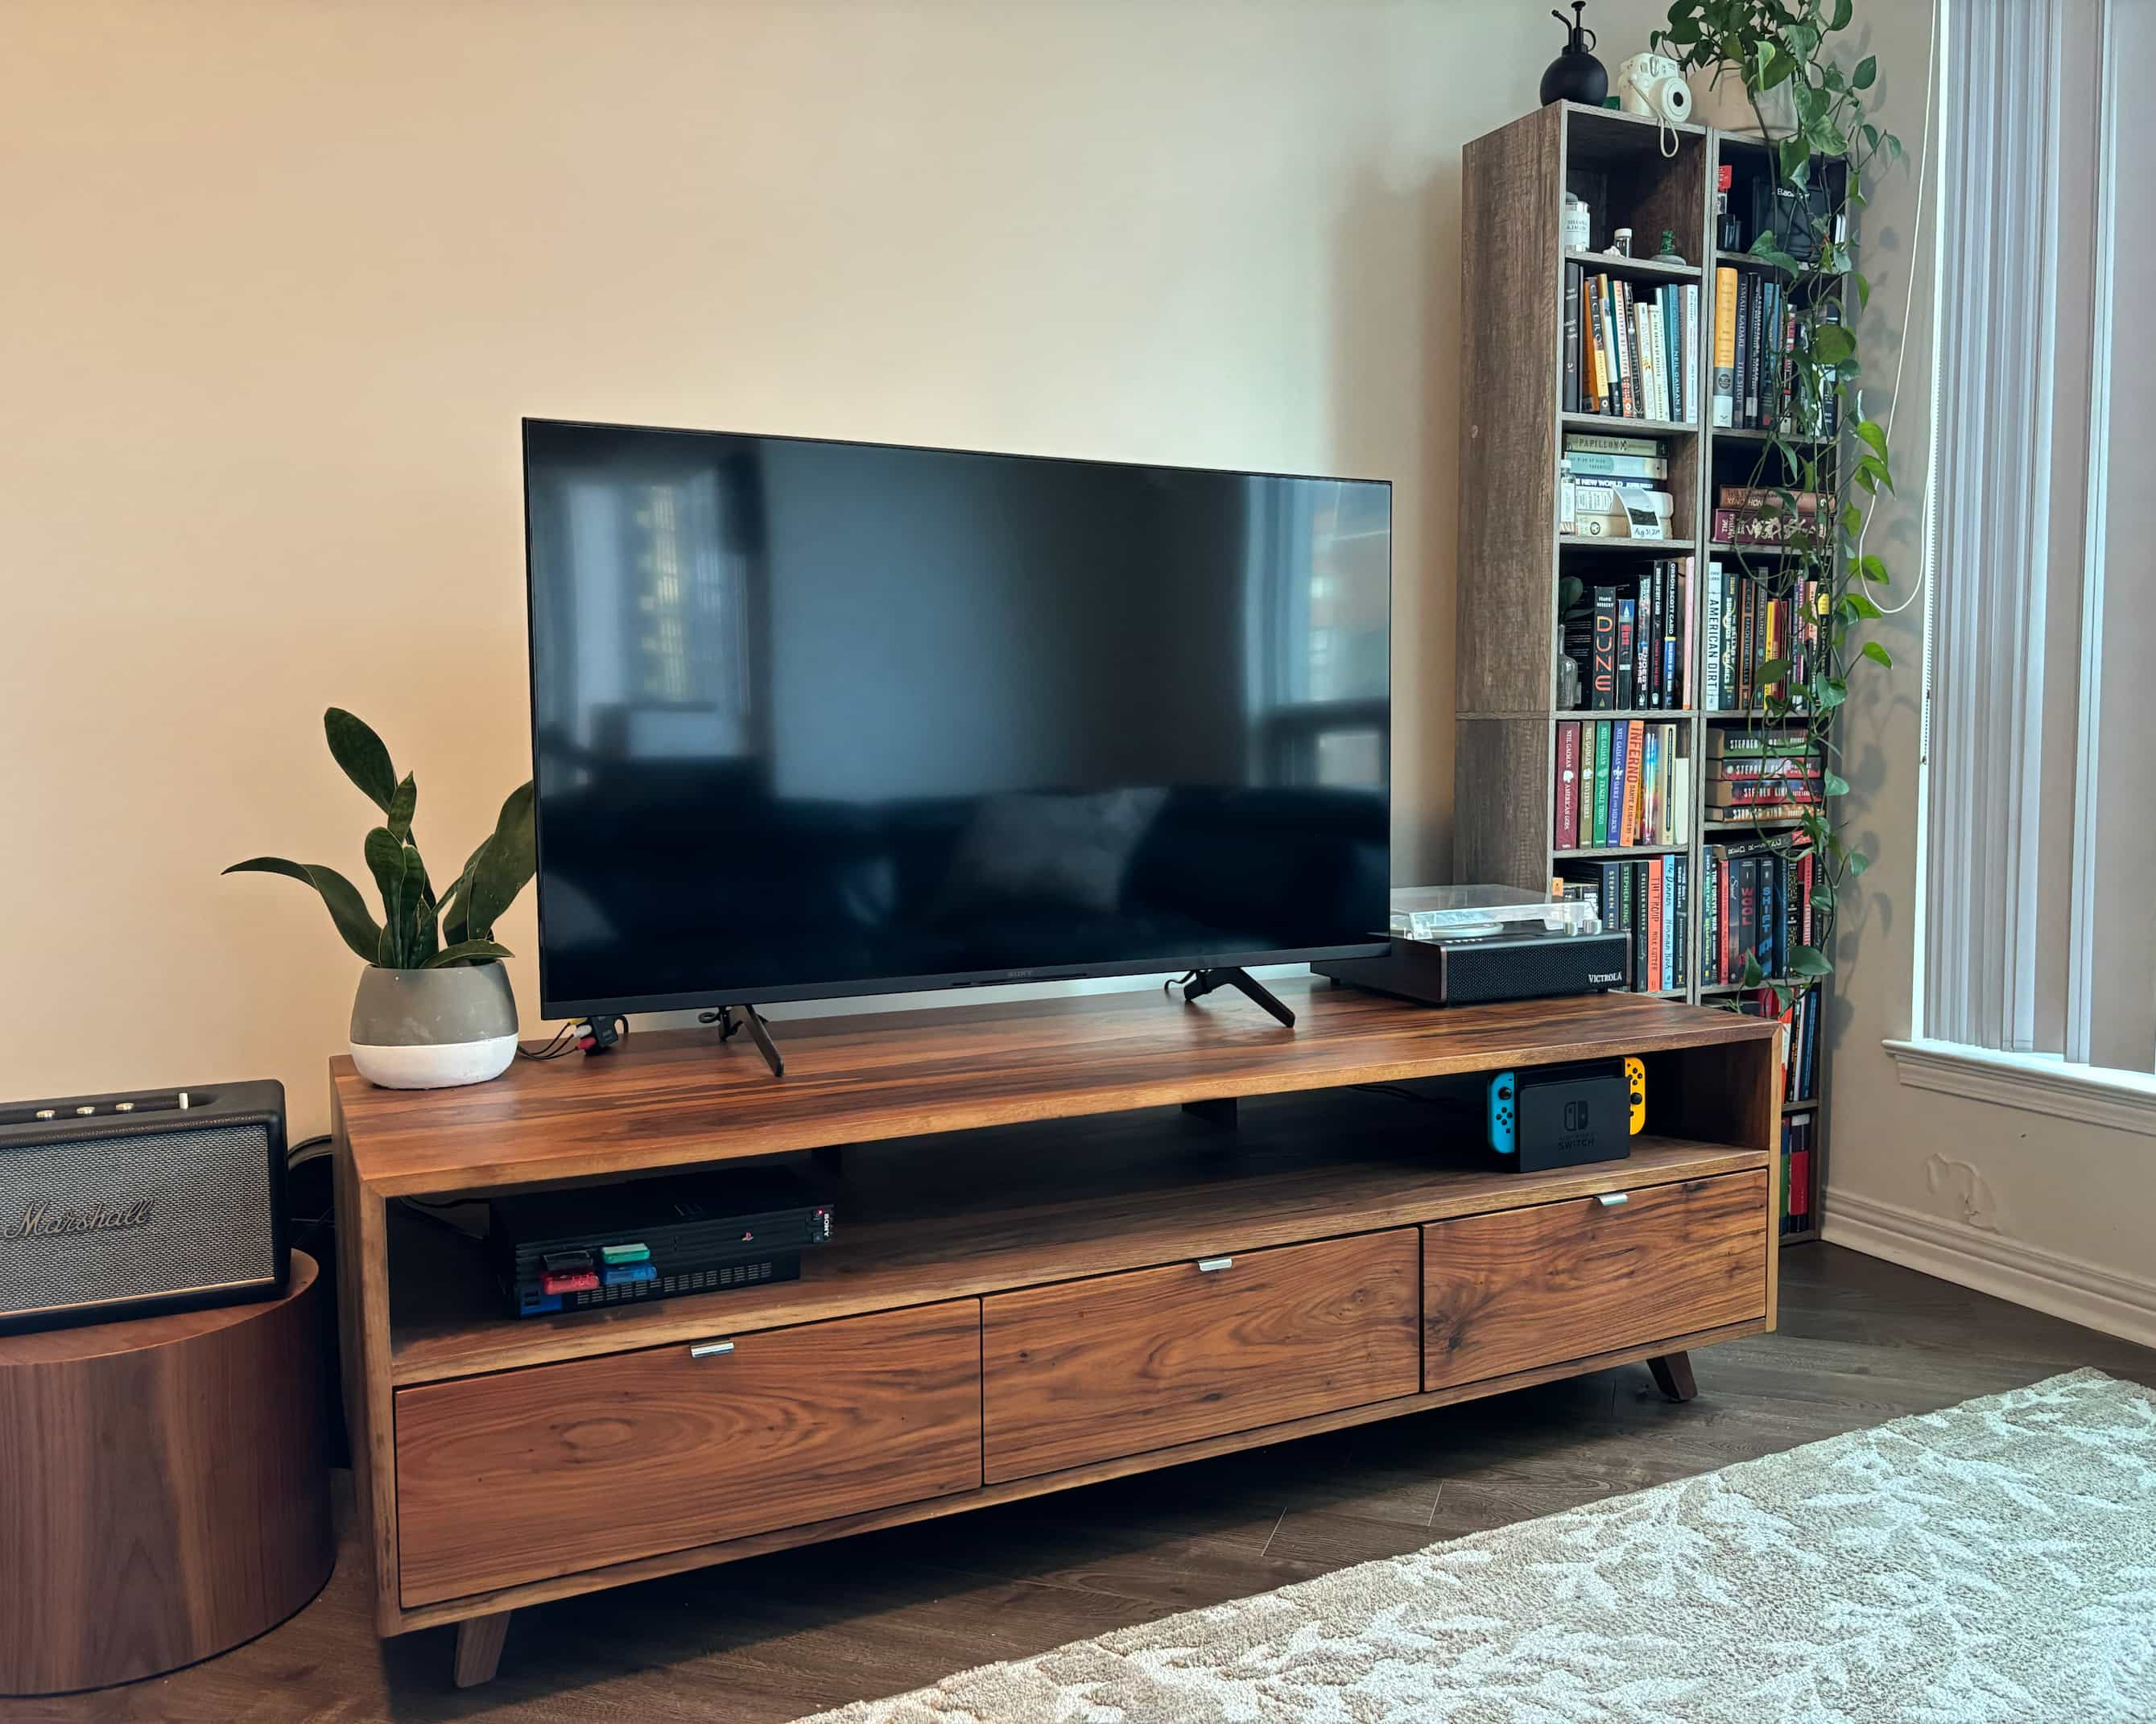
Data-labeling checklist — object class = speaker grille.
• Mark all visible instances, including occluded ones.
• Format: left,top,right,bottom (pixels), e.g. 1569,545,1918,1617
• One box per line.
0,1123,275,1317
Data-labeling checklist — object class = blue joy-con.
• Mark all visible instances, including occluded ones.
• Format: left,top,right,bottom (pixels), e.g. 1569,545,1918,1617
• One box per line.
1488,1070,1518,1155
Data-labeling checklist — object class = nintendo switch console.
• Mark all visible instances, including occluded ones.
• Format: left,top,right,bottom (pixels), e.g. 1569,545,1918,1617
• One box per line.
1487,1057,1644,1171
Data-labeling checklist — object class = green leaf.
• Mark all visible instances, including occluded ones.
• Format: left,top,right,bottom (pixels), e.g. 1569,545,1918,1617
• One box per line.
1778,134,1811,184
1812,324,1857,364
1855,418,1890,460
422,939,514,969
1810,876,1837,910
1859,554,1890,584
364,828,415,963
1757,656,1790,685
324,708,397,813
386,773,417,843
464,782,537,942
223,857,383,964
1852,52,1876,89
1788,943,1834,977
1815,677,1848,710
1843,592,1885,621
1740,951,1766,989
1842,503,1863,537
1847,849,1872,876
404,848,439,967
1823,770,1852,797
1853,270,1871,310
1861,640,1894,669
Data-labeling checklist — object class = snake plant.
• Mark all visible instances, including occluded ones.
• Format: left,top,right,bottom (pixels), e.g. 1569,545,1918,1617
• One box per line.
225,708,534,970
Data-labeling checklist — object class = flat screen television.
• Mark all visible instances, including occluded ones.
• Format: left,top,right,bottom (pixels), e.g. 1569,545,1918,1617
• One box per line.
522,419,1392,1017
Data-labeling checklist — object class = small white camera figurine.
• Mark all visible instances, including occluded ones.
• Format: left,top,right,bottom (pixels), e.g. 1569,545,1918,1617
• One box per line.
1617,52,1693,125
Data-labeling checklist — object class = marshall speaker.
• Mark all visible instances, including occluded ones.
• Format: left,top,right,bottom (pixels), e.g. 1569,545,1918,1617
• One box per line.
0,1081,287,1332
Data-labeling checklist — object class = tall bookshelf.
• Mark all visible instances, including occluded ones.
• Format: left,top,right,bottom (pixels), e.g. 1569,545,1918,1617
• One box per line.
1454,101,1838,1244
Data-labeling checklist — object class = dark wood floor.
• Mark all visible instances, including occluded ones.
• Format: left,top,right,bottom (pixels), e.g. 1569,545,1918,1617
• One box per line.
16,1244,2156,1724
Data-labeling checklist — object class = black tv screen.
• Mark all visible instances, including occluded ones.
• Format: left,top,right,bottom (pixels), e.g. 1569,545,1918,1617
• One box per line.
522,419,1391,1016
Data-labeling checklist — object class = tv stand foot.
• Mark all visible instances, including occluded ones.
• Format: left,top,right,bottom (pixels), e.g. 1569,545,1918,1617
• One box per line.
706,1005,785,1078
1646,1351,1697,1404
1181,1097,1238,1127
1182,967,1296,1029
452,1610,511,1688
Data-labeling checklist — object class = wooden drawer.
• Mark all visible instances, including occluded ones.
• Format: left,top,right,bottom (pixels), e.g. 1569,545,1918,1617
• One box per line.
394,1299,981,1606
1423,1170,1768,1391
981,1230,1420,1484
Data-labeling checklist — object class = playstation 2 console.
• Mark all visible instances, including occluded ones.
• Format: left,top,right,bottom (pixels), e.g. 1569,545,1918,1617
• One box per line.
491,1167,832,1318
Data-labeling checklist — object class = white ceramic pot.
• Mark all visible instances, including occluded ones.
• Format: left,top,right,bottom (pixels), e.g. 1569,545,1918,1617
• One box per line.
349,963,518,1090
1691,61,1798,138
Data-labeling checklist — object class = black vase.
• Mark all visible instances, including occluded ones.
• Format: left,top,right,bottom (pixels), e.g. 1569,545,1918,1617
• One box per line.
1540,2,1608,106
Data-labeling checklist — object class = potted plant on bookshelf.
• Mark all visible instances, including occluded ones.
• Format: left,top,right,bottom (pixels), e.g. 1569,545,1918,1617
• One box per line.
225,709,534,1089
1652,0,1904,1013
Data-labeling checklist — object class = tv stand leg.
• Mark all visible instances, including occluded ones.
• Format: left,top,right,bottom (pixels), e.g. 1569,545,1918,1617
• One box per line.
708,1005,786,1078
1647,1351,1697,1403
1182,967,1296,1029
1181,1097,1238,1127
452,1610,511,1688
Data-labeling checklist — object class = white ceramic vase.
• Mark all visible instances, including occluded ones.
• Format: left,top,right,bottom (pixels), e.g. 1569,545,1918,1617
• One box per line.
349,963,518,1090
1690,61,1798,138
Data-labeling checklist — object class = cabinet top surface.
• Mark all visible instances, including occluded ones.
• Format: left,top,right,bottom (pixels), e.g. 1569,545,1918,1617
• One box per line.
332,978,1773,1195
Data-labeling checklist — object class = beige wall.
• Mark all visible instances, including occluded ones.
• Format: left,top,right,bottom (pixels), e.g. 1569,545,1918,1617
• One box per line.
1824,0,2156,1345
3,0,1678,1136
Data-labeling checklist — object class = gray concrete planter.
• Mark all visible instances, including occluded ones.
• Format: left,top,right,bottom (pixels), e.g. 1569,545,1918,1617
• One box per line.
349,963,518,1090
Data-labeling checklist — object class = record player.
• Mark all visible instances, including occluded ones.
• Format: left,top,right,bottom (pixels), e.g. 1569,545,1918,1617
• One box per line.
1313,886,1633,1007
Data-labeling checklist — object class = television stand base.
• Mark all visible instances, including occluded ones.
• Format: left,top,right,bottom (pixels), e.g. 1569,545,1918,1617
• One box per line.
705,1004,785,1078
1182,967,1296,1029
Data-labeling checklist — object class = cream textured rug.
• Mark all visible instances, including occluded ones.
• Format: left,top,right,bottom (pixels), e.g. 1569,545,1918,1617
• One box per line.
801,1369,2156,1723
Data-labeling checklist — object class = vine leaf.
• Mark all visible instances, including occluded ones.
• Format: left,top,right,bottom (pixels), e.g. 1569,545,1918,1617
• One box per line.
1861,640,1894,670
1852,53,1876,89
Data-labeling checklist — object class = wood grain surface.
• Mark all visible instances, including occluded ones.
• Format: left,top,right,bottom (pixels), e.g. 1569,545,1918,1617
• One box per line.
389,1105,1766,1384
981,1231,1421,1483
1423,1172,1768,1390
334,978,1772,1197
393,1300,982,1606
0,1254,334,1695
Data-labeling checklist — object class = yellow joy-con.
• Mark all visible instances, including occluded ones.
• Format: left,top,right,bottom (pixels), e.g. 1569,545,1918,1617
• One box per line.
1624,1057,1646,1134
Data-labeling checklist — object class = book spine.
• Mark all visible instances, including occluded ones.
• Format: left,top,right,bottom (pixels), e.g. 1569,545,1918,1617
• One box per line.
1660,853,1675,992
1646,857,1663,991
1735,857,1757,980
1734,271,1752,429
1712,267,1737,427
1563,452,1668,478
1606,720,1628,846
1683,283,1700,426
1641,725,1660,842
1629,863,1648,988
1621,720,1644,847
1671,745,1691,847
1660,562,1677,707
1563,263,1581,415
1555,720,1581,850
1562,432,1658,456
1617,598,1636,711
1672,852,1687,989
1592,586,1617,710
1757,852,1778,976
1679,559,1694,711
1592,720,1612,847
1720,568,1738,707
1617,278,1638,419
1703,563,1724,711
1749,272,1767,427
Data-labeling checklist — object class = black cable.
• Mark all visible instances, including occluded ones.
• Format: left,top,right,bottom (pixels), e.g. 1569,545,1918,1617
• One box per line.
286,1132,332,1165
517,1021,581,1062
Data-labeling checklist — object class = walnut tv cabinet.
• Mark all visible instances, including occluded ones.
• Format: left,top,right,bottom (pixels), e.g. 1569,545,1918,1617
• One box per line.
332,977,1782,1687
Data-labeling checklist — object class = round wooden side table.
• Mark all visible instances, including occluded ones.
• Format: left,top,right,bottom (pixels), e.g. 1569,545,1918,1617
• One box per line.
0,1251,335,1695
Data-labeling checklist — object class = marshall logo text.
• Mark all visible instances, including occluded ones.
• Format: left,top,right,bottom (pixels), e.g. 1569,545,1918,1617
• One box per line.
1,1198,156,1243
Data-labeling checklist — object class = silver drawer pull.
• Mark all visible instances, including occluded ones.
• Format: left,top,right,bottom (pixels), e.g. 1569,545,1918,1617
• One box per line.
1196,1256,1235,1272
1596,1192,1630,1208
689,1340,736,1359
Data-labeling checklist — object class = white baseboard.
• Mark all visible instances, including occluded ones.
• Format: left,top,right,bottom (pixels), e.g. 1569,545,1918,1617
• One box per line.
1822,1186,2156,1351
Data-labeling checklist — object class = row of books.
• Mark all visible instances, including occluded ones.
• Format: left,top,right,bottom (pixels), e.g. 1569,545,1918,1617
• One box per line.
1563,559,1694,711
1554,719,1691,852
1554,856,1689,993
1563,266,1699,423
1704,723,1823,818
1702,566,1821,720
1778,986,1822,1103
1778,1111,1815,1236
1700,839,1815,986
1711,266,1843,435
1713,484,1826,546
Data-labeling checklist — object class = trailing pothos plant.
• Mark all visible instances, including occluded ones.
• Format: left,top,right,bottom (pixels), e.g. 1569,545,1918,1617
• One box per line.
226,708,535,970
1654,0,1903,1012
